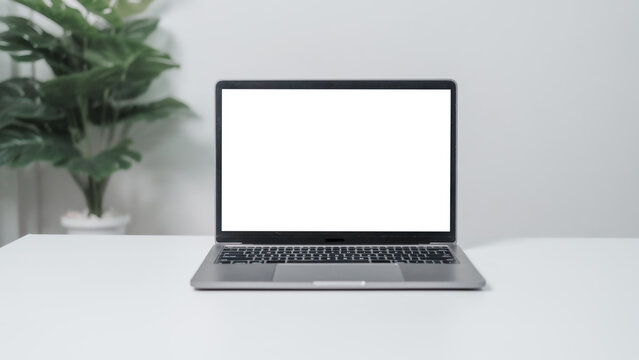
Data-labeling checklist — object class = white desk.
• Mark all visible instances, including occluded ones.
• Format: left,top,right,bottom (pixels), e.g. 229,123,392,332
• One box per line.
0,235,637,360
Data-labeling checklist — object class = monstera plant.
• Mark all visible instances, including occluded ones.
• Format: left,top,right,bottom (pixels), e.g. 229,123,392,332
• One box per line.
0,0,190,231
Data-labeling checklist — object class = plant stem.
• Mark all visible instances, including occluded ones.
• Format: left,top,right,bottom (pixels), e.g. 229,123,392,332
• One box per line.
106,104,120,146
108,71,128,145
82,176,109,217
69,172,108,217
68,109,81,145
99,89,109,150
77,96,93,157
91,178,99,216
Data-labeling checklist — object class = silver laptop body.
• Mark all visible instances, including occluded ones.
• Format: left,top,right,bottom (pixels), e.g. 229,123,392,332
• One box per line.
191,80,485,289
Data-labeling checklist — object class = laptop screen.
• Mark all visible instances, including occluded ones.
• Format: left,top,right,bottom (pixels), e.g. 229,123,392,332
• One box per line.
221,88,451,232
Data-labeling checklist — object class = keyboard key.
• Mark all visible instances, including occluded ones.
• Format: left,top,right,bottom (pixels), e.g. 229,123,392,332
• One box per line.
217,246,456,264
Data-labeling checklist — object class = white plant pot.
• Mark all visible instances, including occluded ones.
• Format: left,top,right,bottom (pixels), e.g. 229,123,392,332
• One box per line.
61,211,131,235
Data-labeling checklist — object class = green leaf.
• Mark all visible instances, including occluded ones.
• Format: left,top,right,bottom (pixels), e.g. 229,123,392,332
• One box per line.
41,66,125,106
0,78,41,98
88,97,191,127
10,52,44,61
0,128,80,167
83,34,149,68
0,32,34,52
0,16,58,48
41,54,79,75
83,34,177,78
0,78,65,128
82,34,178,82
117,97,191,124
77,0,123,27
0,98,64,128
0,29,48,63
110,79,151,100
113,0,154,18
113,18,158,42
66,139,141,180
13,0,99,36
125,49,178,81
0,16,82,73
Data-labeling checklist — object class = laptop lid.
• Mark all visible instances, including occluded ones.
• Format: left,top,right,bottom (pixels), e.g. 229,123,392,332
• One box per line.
216,80,456,245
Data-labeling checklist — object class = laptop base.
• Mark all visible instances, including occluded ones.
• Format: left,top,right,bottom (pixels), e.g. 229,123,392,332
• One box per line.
191,244,485,290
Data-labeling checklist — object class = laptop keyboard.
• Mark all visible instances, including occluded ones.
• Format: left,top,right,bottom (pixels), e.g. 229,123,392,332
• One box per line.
216,246,456,264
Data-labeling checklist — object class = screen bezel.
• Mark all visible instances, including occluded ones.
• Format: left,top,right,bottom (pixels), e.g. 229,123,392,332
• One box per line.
216,80,456,244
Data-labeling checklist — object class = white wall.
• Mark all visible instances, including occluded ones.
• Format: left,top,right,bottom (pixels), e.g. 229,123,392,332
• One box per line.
24,0,639,246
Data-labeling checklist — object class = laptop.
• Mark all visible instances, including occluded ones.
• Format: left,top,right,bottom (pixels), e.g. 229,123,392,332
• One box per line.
191,80,486,289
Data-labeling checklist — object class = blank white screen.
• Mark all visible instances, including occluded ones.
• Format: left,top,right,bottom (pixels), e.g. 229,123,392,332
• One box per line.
221,89,451,231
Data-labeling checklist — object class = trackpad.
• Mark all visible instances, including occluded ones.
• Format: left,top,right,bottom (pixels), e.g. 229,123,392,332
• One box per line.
273,264,404,282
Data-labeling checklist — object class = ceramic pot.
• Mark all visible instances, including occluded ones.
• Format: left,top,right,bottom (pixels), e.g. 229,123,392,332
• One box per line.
61,211,131,235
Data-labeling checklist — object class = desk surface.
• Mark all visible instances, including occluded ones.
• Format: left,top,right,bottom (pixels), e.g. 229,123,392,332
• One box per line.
0,235,637,360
